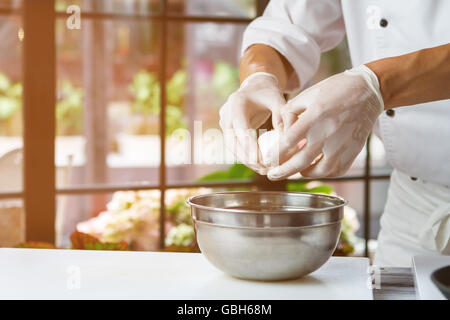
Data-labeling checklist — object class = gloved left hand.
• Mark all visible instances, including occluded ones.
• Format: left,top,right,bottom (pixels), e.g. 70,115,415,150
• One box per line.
219,72,286,175
265,65,385,180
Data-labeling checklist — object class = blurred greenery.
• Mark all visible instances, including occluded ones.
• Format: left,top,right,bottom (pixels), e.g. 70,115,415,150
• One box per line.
0,60,240,137
129,69,188,135
167,198,192,226
165,223,195,247
196,164,254,191
197,163,334,195
287,181,334,195
167,69,187,106
129,60,240,135
197,163,255,182
56,80,84,136
212,61,240,101
129,70,160,115
0,72,22,120
320,40,351,75
230,0,256,16
55,0,80,11
0,72,22,135
0,72,85,136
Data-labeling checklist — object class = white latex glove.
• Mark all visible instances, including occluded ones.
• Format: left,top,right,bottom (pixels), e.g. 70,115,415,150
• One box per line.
258,129,282,168
266,65,384,180
219,72,286,174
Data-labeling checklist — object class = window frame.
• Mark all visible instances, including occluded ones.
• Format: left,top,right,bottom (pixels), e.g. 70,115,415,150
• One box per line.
0,0,390,256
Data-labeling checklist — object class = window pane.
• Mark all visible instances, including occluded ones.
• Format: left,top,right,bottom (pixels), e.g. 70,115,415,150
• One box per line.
55,15,161,188
0,0,21,10
370,134,393,176
0,12,22,193
55,0,160,15
164,26,365,184
369,179,389,251
321,180,365,256
168,0,257,18
0,198,24,247
165,22,245,184
57,190,161,249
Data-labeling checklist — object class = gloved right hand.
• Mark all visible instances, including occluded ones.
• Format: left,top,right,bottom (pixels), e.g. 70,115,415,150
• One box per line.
265,65,384,180
219,72,286,174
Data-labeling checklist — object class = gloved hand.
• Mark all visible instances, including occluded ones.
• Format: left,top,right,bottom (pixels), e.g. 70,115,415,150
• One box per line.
266,65,384,180
219,72,286,174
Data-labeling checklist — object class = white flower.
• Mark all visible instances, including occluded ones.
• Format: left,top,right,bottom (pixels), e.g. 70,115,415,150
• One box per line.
343,206,360,233
165,223,195,247
340,206,360,244
106,191,137,213
77,188,211,249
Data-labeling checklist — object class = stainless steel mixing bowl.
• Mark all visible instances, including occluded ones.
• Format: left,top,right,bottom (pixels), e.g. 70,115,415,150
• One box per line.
187,191,347,281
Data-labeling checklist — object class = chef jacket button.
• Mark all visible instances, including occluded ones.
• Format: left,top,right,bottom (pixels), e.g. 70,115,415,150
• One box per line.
386,109,395,117
380,18,388,28
411,177,418,181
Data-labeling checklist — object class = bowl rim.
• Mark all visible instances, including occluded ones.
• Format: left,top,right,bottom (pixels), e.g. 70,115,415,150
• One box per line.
193,218,343,230
186,191,348,214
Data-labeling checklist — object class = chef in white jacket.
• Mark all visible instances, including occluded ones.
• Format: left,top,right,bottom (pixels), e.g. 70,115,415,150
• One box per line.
219,0,450,266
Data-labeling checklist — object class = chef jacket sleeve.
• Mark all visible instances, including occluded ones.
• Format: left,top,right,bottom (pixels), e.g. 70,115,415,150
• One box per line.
242,0,346,92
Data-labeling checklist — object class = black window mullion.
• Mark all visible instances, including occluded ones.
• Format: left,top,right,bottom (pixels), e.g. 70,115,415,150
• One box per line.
363,136,373,257
158,0,168,250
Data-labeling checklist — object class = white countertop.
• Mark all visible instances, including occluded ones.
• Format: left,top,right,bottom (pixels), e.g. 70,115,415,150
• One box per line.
0,248,372,300
413,255,450,300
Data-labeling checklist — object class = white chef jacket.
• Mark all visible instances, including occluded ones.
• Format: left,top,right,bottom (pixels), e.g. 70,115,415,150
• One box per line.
374,169,450,266
242,0,450,186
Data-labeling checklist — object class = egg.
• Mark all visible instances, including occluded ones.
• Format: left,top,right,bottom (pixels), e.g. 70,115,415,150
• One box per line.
258,130,281,167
